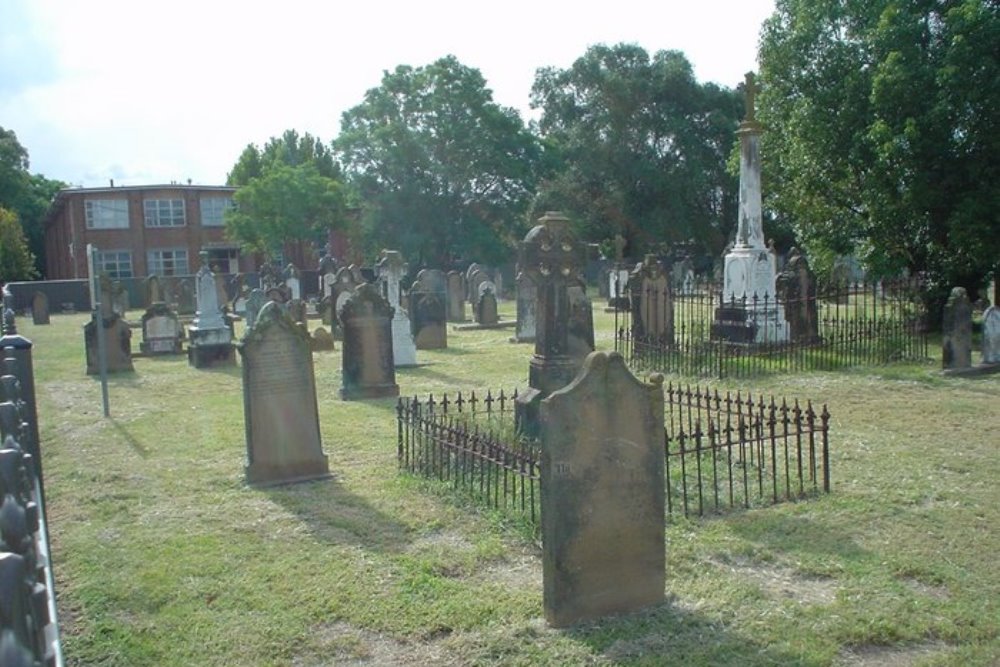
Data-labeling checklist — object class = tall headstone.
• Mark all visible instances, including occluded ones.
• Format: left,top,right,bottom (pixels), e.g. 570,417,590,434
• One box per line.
567,282,595,361
31,292,50,325
338,283,400,400
982,306,1000,365
176,278,196,315
187,251,235,368
515,211,587,434
629,254,673,343
713,72,787,344
775,247,820,343
942,287,972,370
540,351,665,627
144,274,163,307
238,301,330,485
84,312,133,374
408,270,447,349
375,251,417,367
513,272,537,343
446,271,466,322
140,302,182,355
284,263,302,301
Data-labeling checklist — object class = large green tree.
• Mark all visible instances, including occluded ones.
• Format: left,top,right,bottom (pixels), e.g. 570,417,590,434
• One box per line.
0,126,65,276
0,206,37,283
758,0,1000,298
530,44,743,257
225,130,346,261
335,55,542,266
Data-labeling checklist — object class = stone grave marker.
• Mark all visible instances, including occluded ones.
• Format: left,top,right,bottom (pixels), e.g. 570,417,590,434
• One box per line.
238,301,330,485
144,274,163,307
310,326,336,352
187,252,235,368
84,312,134,374
513,272,537,343
629,254,672,343
176,278,196,315
475,282,499,326
540,351,665,627
244,288,266,332
338,283,400,400
775,247,819,343
446,270,465,322
140,302,182,355
375,250,416,366
981,305,1000,365
31,292,50,325
942,286,972,370
284,263,302,301
408,270,447,349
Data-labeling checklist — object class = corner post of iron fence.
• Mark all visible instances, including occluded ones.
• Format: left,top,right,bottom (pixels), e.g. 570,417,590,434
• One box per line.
821,404,831,493
396,397,404,466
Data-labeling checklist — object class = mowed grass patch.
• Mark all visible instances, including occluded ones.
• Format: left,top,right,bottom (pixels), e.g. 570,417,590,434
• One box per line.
18,301,1000,666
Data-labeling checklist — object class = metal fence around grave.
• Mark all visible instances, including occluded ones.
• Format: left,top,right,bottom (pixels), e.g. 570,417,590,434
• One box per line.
615,277,929,379
396,385,830,525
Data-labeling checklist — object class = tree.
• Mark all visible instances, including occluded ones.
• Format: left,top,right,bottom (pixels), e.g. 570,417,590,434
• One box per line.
227,129,339,186
225,162,345,260
758,0,1000,300
530,44,743,258
0,207,37,283
0,126,65,276
335,56,542,266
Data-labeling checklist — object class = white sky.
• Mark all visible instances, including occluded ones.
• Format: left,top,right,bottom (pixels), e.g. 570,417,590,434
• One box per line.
1,0,775,188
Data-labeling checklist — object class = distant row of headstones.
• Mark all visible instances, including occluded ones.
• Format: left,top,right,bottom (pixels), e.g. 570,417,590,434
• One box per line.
942,287,1000,372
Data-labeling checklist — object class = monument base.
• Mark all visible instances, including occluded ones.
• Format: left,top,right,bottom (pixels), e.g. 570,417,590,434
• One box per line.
187,326,235,368
140,338,183,355
711,303,789,345
245,457,331,487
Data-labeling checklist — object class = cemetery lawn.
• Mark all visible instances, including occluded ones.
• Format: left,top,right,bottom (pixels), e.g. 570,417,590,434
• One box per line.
26,306,1000,666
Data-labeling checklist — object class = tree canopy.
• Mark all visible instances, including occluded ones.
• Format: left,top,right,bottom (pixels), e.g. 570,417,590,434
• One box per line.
530,44,743,258
335,55,542,266
758,0,1000,296
225,130,346,261
0,206,37,283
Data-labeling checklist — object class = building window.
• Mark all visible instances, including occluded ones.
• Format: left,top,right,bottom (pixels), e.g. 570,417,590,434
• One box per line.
143,199,186,227
85,199,130,229
200,196,233,227
147,249,189,276
95,250,133,278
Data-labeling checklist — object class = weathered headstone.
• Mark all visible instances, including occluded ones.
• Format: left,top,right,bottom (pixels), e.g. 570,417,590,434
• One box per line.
144,274,163,307
310,326,336,352
175,278,196,315
111,280,128,317
187,251,235,368
474,282,499,326
629,254,672,343
982,306,1000,365
286,298,307,327
512,272,537,343
338,283,400,400
446,270,466,322
31,292,49,325
238,301,330,485
568,283,596,361
284,263,302,301
942,287,972,370
84,313,133,374
775,247,820,343
244,288,266,332
408,270,448,349
140,302,182,355
540,351,665,627
375,250,417,366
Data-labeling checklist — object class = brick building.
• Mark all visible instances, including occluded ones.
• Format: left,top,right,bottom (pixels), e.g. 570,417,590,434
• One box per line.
42,183,249,280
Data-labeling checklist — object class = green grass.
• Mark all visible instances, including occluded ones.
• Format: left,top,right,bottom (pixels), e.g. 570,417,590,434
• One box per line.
21,301,1000,666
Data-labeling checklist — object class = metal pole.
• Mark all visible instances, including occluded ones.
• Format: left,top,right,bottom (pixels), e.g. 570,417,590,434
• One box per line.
87,244,110,417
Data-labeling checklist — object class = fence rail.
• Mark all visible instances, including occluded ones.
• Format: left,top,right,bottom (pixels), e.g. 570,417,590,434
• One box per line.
397,385,830,526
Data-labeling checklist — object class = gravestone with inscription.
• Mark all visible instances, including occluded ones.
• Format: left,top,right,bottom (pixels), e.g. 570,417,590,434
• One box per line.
983,306,1000,365
513,272,537,343
942,287,972,370
446,270,466,322
408,270,448,349
629,254,672,343
338,283,400,400
238,301,330,485
540,351,665,627
31,291,49,325
140,302,182,355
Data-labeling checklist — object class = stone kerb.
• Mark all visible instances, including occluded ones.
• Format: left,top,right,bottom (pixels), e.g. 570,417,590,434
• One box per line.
238,301,330,485
540,351,665,627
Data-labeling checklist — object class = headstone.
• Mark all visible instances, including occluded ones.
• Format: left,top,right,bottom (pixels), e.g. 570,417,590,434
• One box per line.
322,271,337,299
408,270,448,349
310,326,336,352
513,272,537,343
175,278,196,315
982,306,1000,364
238,301,330,485
375,251,417,367
187,251,235,368
284,263,301,301
775,247,820,343
244,289,266,332
214,270,229,311
286,298,307,326
84,313,133,374
145,274,163,307
446,271,466,322
31,292,49,325
111,280,128,317
607,267,630,309
567,283,595,361
629,254,673,343
475,282,499,326
467,267,491,304
540,351,665,627
338,283,400,400
318,251,338,276
140,302,182,355
515,211,588,435
942,287,972,369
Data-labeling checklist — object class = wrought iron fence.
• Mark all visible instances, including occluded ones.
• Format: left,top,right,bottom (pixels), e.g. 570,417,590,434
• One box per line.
397,384,831,525
615,277,928,378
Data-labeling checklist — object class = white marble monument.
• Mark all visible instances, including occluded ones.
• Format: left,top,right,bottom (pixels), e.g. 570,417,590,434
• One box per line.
376,250,417,367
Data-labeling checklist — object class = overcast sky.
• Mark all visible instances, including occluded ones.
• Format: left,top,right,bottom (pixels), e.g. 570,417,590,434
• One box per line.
1,0,775,188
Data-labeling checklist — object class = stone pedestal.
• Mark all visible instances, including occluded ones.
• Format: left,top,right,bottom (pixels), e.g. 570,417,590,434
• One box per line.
187,326,235,368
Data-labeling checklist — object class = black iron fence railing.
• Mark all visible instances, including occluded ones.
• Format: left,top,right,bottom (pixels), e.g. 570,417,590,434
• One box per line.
397,385,830,526
615,277,928,379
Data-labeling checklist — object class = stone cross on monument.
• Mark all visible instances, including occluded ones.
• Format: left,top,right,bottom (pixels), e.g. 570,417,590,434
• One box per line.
743,71,759,123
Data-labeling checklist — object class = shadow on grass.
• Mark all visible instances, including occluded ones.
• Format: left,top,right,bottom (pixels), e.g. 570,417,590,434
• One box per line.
264,476,415,553
726,511,869,561
565,596,822,666
396,365,469,385
109,418,149,458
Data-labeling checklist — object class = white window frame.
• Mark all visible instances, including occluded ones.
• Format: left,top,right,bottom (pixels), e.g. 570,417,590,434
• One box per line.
94,250,133,278
199,196,233,227
143,199,186,227
147,248,189,276
85,199,130,229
